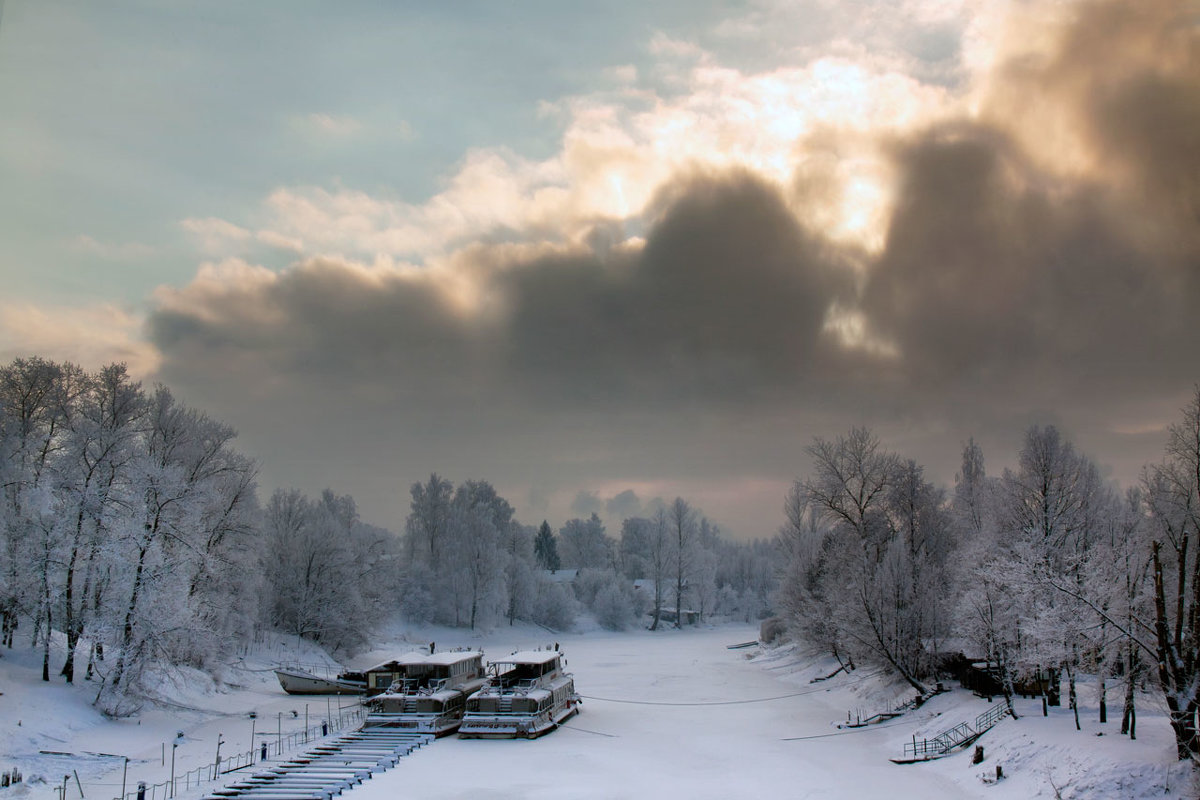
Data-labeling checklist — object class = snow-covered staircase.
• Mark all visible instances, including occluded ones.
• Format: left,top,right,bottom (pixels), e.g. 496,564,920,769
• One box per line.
900,702,1011,761
201,729,432,800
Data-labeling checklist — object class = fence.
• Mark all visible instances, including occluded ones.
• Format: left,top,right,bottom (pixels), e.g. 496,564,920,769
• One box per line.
111,706,365,800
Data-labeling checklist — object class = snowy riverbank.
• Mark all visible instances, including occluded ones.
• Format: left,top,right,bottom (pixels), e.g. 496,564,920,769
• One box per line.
1,621,1194,799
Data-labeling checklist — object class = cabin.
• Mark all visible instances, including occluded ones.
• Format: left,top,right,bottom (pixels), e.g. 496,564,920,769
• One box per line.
656,607,700,626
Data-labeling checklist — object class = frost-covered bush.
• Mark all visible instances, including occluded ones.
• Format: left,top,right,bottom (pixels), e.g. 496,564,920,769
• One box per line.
593,583,635,630
531,577,577,631
572,568,615,607
574,568,638,630
398,565,436,623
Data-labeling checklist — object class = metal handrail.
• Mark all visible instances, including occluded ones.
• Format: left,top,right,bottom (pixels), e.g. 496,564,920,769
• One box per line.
111,707,365,800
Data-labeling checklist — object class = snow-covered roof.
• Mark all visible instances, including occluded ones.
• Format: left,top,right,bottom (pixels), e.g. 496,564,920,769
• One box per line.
496,650,561,665
368,650,480,671
542,568,578,582
424,651,481,666
365,651,428,672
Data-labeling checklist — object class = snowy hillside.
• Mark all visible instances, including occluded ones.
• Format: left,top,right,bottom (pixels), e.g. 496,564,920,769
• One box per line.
0,622,1194,799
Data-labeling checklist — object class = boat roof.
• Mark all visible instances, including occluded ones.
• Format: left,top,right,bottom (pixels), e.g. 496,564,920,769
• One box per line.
367,650,480,671
495,650,561,665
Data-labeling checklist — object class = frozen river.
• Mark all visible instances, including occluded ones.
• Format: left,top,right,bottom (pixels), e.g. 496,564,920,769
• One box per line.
349,624,969,799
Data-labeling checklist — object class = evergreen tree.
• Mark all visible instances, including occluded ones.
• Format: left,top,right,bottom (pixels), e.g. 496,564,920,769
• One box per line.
534,520,560,571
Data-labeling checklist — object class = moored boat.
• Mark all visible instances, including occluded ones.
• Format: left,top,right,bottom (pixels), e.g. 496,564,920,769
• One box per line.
274,667,367,695
458,649,580,739
362,650,487,736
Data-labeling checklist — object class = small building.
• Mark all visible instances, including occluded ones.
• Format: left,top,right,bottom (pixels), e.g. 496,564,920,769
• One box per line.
656,608,700,626
541,568,579,584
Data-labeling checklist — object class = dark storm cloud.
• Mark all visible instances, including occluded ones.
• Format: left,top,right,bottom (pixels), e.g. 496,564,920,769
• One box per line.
149,259,481,401
1013,0,1200,239
862,124,1192,392
859,0,1200,422
150,170,851,415
500,170,851,407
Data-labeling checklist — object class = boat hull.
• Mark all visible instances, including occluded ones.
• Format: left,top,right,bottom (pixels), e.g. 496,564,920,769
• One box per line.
362,713,462,737
275,669,367,695
458,701,579,739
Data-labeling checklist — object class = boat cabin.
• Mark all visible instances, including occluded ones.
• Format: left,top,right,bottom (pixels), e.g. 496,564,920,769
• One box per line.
488,651,564,689
459,649,579,738
365,651,484,696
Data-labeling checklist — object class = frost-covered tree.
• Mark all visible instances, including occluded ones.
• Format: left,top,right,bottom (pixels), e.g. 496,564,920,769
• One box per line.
1142,389,1200,760
781,428,959,694
503,524,536,625
260,488,397,653
443,480,510,630
647,509,669,630
999,425,1108,725
558,513,611,570
55,364,145,683
668,498,696,629
0,358,77,669
406,473,452,568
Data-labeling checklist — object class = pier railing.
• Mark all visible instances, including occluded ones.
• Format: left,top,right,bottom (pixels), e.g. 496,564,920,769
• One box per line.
903,703,1011,760
111,706,365,800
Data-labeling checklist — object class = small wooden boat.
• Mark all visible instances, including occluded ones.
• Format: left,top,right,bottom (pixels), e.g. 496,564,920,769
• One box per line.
275,668,367,695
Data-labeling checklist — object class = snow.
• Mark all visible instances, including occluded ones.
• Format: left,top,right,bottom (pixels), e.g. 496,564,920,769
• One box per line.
1,622,1195,799
492,651,561,665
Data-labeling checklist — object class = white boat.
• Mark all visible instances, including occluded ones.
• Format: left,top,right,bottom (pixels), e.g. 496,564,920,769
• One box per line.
362,651,487,736
458,649,580,739
274,667,367,695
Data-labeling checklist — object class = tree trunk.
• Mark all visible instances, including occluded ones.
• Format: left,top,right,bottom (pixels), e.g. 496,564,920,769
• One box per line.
111,541,149,691
1121,652,1136,738
1066,660,1080,731
1098,672,1107,724
41,602,51,683
60,510,87,683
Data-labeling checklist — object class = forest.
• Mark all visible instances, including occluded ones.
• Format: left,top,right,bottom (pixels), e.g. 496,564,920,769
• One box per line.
2,355,1197,762
776,407,1200,763
0,356,774,716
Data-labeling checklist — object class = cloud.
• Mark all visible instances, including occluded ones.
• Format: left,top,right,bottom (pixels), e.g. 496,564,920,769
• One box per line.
71,234,155,260
140,0,1198,534
0,303,161,377
304,112,363,137
855,0,1200,424
181,216,252,254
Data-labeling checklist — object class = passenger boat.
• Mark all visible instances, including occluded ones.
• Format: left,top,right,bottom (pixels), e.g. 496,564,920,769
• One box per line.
274,667,367,695
362,650,487,736
458,649,580,739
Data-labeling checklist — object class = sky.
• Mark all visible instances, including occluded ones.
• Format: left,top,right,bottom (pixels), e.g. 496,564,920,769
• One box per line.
0,0,1197,539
